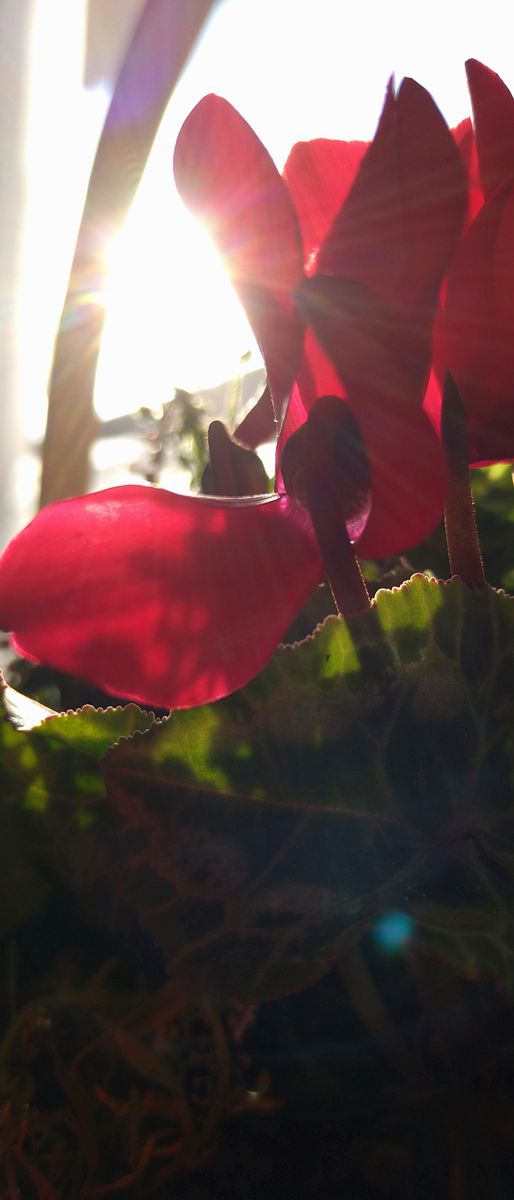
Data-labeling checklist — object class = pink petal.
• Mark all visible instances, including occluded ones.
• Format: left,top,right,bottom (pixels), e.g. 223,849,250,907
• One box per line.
174,95,304,422
283,138,368,272
466,59,514,200
0,486,323,710
317,77,466,310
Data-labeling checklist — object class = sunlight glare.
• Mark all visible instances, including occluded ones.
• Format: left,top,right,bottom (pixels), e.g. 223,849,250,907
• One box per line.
94,161,261,422
19,0,514,446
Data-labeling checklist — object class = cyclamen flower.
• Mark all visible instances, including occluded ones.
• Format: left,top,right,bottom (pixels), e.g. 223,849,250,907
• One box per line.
174,82,465,558
433,60,514,462
0,80,465,710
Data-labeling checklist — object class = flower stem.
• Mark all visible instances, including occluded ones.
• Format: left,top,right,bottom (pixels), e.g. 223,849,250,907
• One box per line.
442,375,484,588
305,466,371,617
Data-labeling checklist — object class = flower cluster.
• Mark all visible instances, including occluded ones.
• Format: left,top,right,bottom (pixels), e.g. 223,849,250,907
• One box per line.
0,60,513,710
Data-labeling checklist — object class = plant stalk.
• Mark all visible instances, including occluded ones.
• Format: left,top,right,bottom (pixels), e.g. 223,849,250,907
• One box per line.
305,467,371,617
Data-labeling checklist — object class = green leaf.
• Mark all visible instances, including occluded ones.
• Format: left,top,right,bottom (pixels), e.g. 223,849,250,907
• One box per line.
0,704,50,935
473,463,514,590
101,576,514,1001
0,693,156,934
31,702,157,756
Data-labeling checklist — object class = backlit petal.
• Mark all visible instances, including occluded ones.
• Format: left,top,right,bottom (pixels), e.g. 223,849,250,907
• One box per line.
0,486,323,710
354,389,447,558
453,117,483,222
283,138,368,271
174,94,304,421
466,59,514,199
299,274,430,409
437,181,514,461
317,78,466,310
293,276,447,555
276,331,343,482
233,385,276,449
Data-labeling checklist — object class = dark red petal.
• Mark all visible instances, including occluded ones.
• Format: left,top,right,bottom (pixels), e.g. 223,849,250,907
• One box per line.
317,77,466,309
283,138,368,272
174,95,304,422
275,332,344,483
299,274,430,410
233,385,276,449
203,421,269,496
275,382,308,490
436,181,514,461
275,334,445,557
466,59,514,199
290,278,447,556
281,396,372,545
453,117,483,222
354,387,447,559
0,486,323,710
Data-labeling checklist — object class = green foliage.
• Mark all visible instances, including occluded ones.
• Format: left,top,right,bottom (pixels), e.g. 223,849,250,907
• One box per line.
404,462,514,588
100,577,514,999
473,463,514,589
0,691,155,935
3,576,514,1002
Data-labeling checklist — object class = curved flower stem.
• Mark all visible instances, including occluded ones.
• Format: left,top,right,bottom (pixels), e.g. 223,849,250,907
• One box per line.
305,467,371,617
442,375,485,588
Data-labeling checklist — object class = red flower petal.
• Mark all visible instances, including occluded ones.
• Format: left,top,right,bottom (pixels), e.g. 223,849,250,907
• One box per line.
299,274,431,413
453,117,483,223
294,276,446,555
354,387,447,559
466,59,514,200
174,95,304,422
233,386,276,449
0,486,323,710
437,181,514,462
283,138,368,272
317,78,466,311
276,324,445,557
275,332,344,485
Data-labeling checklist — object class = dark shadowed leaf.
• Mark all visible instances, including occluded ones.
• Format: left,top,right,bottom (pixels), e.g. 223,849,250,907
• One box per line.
0,706,50,934
99,576,514,1000
0,696,156,932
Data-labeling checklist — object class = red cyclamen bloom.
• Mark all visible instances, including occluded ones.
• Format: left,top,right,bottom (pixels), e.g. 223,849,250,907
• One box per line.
433,60,514,463
174,82,465,558
0,80,465,710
